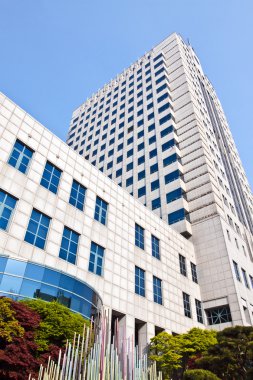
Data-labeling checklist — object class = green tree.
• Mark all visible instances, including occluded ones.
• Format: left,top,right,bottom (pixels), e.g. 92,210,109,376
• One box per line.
21,299,89,351
183,369,220,380
196,326,253,380
149,328,217,379
0,297,24,344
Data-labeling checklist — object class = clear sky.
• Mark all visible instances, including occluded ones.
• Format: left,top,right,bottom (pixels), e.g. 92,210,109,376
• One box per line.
1,0,252,187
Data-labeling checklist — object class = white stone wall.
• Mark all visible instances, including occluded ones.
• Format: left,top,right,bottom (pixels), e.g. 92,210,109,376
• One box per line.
0,93,204,341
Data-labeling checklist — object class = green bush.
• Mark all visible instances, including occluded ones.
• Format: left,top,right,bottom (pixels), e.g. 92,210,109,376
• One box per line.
183,369,221,380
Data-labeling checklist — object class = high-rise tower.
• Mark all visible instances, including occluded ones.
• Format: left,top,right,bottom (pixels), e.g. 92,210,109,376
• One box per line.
67,33,253,327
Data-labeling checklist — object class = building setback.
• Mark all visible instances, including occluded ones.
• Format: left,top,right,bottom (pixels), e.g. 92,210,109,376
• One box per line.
67,33,253,328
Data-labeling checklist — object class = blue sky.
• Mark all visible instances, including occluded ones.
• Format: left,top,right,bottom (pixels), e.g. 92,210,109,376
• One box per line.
1,0,252,187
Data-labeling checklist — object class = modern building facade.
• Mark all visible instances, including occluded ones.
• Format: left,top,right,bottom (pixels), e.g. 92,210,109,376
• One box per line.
0,92,206,348
67,33,253,328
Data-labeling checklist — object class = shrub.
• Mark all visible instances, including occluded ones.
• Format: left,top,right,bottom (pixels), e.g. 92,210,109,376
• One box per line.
183,369,221,380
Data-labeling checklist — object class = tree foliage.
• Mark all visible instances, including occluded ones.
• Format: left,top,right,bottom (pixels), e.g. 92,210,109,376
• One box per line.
149,328,217,379
21,299,89,351
183,369,221,380
196,326,253,380
0,297,24,344
0,297,89,380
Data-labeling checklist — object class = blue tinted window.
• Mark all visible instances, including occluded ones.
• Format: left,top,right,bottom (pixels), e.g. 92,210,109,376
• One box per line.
138,170,145,180
127,162,133,171
163,153,178,167
118,143,124,151
148,112,154,121
156,75,167,85
154,53,163,62
152,235,160,259
164,170,181,184
94,197,108,225
89,242,105,276
157,83,167,93
138,130,144,139
40,161,62,194
8,140,33,174
69,180,86,211
135,266,145,297
153,276,162,304
116,169,122,177
159,114,172,125
149,135,156,145
107,161,113,169
126,177,133,187
59,227,79,265
149,149,157,159
138,156,145,165
117,155,123,164
158,103,170,113
166,188,184,203
0,190,17,231
148,123,155,132
155,67,164,77
127,149,133,158
150,163,158,174
135,223,144,250
25,209,50,249
151,179,160,191
138,119,144,127
138,186,146,197
154,60,164,69
138,142,144,152
168,208,188,225
162,139,175,151
161,125,174,138
152,197,161,210
128,137,134,145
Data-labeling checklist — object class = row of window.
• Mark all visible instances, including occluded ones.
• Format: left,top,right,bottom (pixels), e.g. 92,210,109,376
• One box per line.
233,260,253,290
179,254,198,283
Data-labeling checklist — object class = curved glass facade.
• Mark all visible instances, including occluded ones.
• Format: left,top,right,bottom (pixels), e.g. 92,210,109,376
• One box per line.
0,256,102,320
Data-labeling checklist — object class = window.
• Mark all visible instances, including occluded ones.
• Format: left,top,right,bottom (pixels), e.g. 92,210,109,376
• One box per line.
233,261,241,282
0,190,17,230
166,188,184,203
157,92,169,103
94,196,108,225
159,114,173,125
168,209,188,225
149,135,156,145
127,149,133,158
162,139,175,151
89,242,105,276
24,209,50,249
163,153,178,167
158,103,170,113
242,268,249,288
135,266,145,297
138,186,146,197
161,125,173,138
116,168,122,178
107,161,113,170
127,162,133,171
150,163,158,174
179,254,187,276
153,276,162,304
138,130,144,139
195,299,203,323
191,262,198,283
69,180,86,211
40,161,62,194
164,170,181,184
149,149,157,159
157,83,167,93
138,156,145,165
152,197,161,210
148,123,155,132
152,235,160,259
126,177,133,187
206,306,232,325
183,292,191,318
138,170,145,181
135,223,144,250
8,140,33,174
249,275,253,289
138,142,144,151
59,227,79,264
151,179,160,191
117,155,123,164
